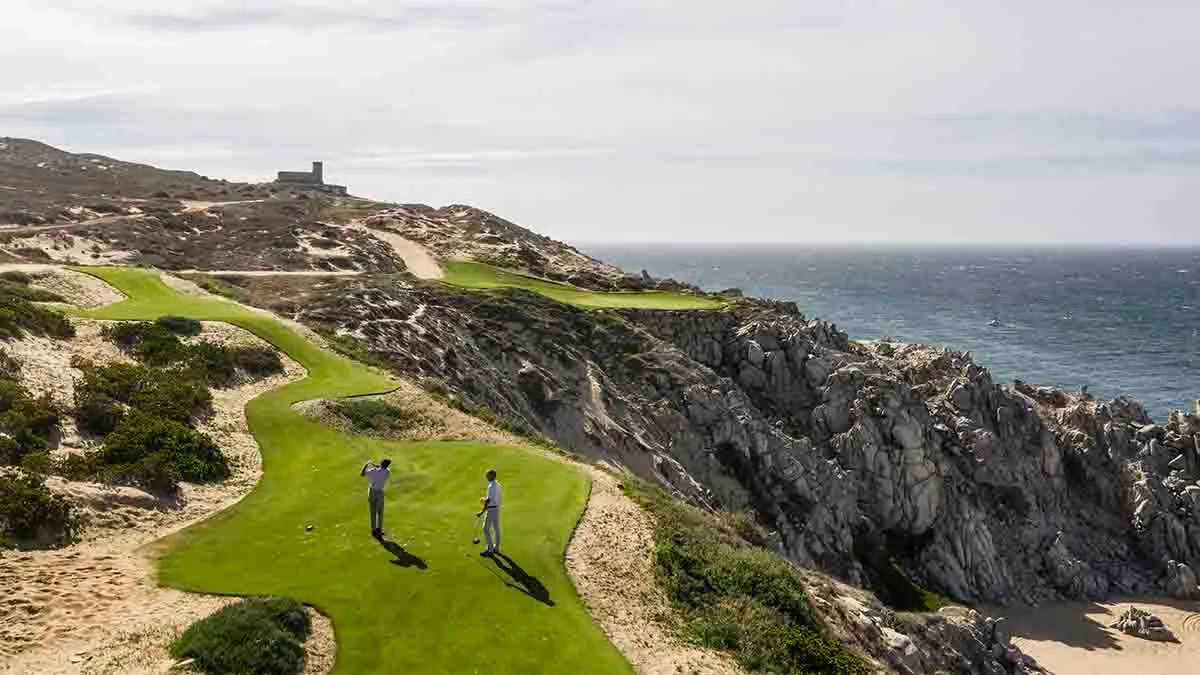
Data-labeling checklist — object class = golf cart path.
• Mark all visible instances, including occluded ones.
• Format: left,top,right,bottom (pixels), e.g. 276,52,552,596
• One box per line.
172,269,364,277
347,220,443,280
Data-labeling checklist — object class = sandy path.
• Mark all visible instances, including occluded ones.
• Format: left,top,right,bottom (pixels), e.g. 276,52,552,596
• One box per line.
178,199,263,212
994,598,1200,674
171,269,363,277
347,222,443,279
566,467,744,675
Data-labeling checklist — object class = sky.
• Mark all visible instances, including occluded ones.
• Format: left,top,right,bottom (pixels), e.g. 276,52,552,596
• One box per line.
3,0,1199,245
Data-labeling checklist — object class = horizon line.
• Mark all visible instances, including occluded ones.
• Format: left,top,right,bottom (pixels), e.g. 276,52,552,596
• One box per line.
575,240,1200,249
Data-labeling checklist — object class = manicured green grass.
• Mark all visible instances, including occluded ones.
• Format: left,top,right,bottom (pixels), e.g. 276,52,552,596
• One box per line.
74,267,630,675
441,260,724,310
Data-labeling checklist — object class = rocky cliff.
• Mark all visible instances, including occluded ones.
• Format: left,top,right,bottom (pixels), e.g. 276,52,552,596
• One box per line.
218,261,1200,611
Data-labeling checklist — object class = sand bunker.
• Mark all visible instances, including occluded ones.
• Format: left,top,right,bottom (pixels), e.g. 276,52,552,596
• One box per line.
995,598,1200,675
566,467,744,675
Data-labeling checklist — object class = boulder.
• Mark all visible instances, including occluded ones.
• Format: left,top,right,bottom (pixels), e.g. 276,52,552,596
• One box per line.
1163,560,1200,600
1109,606,1176,642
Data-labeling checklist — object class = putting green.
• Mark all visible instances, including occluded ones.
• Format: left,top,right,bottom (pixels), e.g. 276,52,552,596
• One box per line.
74,267,630,675
441,260,725,310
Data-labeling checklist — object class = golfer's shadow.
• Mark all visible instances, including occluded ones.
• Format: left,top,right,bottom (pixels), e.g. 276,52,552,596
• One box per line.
487,553,554,606
379,538,428,569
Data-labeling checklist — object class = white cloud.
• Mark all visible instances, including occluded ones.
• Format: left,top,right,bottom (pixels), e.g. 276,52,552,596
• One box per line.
4,0,1200,243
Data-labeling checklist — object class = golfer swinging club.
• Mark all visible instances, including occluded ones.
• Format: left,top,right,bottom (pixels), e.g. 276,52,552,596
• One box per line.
478,469,502,556
361,458,391,539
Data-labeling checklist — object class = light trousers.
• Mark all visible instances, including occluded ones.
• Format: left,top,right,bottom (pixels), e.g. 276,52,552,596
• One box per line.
369,489,385,531
484,508,501,552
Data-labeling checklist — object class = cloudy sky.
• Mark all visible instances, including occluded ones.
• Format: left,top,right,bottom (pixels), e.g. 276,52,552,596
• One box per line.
3,1,1199,244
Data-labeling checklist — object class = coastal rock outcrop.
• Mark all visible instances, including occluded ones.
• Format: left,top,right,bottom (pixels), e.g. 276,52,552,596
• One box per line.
220,238,1200,610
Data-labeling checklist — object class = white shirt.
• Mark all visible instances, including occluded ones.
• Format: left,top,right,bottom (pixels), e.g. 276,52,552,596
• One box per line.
365,466,390,492
486,480,502,508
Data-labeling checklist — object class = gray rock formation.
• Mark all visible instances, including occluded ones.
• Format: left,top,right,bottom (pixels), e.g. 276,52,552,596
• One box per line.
1109,606,1176,641
803,573,1045,674
229,245,1200,609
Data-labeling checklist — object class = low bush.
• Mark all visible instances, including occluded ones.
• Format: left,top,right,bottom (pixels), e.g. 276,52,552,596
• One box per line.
0,271,33,285
170,597,310,675
0,274,74,339
0,378,62,466
104,322,189,365
0,473,80,546
628,482,868,674
188,275,237,299
0,350,21,379
91,413,228,493
74,361,211,435
863,555,947,613
852,531,949,612
156,315,203,336
101,322,283,388
189,343,283,388
333,398,424,434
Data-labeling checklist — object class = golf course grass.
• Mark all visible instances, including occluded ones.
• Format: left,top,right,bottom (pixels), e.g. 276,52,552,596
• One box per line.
441,260,725,310
74,267,631,675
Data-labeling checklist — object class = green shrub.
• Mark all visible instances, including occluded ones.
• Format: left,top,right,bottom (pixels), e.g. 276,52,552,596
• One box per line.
156,316,203,336
629,482,868,674
0,473,80,545
0,378,61,466
865,556,947,612
73,388,126,436
100,323,283,388
0,273,73,340
0,271,33,285
103,322,189,365
229,346,284,378
0,276,61,303
0,350,20,379
188,275,237,299
333,398,424,434
188,343,283,388
19,450,54,476
94,413,228,493
170,597,311,675
74,362,211,434
0,276,74,339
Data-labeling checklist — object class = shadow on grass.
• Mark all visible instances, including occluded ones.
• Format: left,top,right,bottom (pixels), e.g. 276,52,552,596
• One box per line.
380,538,428,569
484,553,553,606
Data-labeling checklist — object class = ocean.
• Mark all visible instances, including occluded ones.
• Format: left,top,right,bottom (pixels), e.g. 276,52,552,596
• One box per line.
585,245,1200,420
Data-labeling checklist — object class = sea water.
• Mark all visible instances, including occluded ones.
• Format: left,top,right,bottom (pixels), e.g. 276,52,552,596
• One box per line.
586,245,1200,420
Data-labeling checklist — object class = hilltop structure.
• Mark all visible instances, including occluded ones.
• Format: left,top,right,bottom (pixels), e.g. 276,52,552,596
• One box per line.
274,160,347,195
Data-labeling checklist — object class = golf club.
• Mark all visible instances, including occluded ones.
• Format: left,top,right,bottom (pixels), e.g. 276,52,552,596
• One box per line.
472,512,483,545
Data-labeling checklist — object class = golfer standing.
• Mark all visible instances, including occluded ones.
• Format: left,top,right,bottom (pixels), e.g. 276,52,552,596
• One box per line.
478,469,502,556
361,458,391,539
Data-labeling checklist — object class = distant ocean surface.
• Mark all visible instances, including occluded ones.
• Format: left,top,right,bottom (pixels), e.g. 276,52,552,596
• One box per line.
585,245,1200,419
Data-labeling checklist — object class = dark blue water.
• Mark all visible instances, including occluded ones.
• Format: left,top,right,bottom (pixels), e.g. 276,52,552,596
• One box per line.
586,245,1200,419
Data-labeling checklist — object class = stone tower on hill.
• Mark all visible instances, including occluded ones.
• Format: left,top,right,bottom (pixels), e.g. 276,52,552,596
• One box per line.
274,161,346,195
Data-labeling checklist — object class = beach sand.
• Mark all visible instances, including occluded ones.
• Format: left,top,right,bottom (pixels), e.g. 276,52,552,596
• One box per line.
994,598,1200,674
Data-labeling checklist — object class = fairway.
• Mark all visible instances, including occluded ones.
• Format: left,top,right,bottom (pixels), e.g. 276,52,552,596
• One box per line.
74,267,631,675
441,260,725,310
